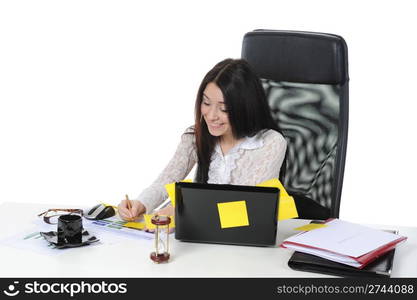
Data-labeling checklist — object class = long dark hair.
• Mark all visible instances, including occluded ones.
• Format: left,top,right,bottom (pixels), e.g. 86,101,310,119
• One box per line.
194,58,280,183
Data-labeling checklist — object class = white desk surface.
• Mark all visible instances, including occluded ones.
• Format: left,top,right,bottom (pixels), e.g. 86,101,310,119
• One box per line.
0,202,416,278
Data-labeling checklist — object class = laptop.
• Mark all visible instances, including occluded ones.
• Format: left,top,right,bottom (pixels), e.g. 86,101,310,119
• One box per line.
175,182,280,247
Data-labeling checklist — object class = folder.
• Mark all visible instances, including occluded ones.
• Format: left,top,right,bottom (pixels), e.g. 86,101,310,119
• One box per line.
288,248,396,278
288,223,398,277
281,219,407,269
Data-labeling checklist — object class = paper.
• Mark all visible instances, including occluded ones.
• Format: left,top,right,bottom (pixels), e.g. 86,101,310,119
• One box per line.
294,224,328,231
257,178,298,220
123,221,146,230
217,200,249,229
165,179,192,207
285,243,363,268
0,230,69,256
143,214,175,230
84,216,153,240
283,219,406,258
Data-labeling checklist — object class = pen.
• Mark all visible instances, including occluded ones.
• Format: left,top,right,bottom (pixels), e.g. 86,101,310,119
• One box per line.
152,198,172,214
125,194,133,220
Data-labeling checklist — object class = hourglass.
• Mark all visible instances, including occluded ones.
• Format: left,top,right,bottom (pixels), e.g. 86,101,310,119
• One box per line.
150,215,171,263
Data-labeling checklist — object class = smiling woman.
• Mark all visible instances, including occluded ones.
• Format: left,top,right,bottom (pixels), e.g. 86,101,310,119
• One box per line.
201,82,236,155
117,59,287,220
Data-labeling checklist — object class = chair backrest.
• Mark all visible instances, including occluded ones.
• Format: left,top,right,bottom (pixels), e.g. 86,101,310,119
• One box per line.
242,30,349,218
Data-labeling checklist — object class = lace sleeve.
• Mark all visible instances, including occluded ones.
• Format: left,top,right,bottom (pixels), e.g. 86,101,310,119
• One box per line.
231,130,287,185
136,129,197,213
255,131,287,183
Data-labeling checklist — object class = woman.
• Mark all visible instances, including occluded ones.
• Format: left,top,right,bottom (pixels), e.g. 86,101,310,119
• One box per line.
118,58,287,220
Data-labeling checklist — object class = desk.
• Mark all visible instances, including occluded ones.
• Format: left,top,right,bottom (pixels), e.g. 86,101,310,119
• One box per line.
0,202,416,277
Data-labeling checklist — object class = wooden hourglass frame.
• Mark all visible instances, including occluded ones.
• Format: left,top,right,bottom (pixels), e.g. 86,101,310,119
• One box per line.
150,215,171,263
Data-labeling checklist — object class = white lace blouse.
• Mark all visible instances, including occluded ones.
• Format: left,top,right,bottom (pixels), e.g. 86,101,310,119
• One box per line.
137,126,287,213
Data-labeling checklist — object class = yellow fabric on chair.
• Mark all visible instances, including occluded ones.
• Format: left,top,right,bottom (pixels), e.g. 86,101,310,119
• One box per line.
165,179,192,207
256,178,298,220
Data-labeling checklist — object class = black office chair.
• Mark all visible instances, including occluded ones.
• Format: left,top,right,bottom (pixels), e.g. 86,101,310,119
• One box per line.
242,30,349,219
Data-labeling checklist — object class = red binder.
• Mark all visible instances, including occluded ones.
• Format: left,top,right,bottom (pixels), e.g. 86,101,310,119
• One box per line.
281,219,407,269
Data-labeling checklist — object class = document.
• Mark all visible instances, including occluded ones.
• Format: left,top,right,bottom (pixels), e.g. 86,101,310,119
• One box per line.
281,219,407,268
0,230,67,256
84,216,154,240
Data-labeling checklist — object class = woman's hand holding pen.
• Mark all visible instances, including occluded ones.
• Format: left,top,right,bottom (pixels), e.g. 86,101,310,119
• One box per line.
117,195,174,233
118,196,145,221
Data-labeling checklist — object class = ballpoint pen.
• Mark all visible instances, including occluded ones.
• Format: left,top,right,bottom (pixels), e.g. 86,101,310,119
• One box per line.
152,198,172,214
125,194,133,221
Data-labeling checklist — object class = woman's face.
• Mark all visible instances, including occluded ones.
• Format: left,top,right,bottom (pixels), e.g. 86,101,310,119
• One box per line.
201,82,232,139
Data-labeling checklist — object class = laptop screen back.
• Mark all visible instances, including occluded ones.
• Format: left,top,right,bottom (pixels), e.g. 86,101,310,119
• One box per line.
175,182,279,247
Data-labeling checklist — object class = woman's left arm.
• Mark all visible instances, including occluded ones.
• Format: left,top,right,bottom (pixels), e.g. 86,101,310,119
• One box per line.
241,131,287,185
257,131,287,183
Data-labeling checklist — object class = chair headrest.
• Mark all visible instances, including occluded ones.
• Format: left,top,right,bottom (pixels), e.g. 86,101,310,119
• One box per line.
242,30,349,84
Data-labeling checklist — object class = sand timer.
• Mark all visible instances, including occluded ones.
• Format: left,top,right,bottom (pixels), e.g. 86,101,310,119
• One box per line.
150,215,171,263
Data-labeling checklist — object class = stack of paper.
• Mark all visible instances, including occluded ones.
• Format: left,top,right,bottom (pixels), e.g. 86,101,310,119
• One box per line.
281,219,407,269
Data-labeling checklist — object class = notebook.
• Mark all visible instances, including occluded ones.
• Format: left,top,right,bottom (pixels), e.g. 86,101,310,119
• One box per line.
174,182,280,247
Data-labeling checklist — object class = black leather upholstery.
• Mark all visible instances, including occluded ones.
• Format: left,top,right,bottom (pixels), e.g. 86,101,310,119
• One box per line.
242,30,349,219
242,30,349,84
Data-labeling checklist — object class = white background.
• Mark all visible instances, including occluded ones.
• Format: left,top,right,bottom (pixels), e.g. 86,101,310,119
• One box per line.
1,0,416,227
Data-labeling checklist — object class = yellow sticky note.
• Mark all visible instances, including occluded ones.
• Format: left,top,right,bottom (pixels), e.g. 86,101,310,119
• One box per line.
294,224,328,231
278,195,298,220
257,178,289,197
165,183,176,207
123,221,146,230
257,178,298,220
165,179,192,207
143,214,156,230
217,200,249,229
143,214,175,230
